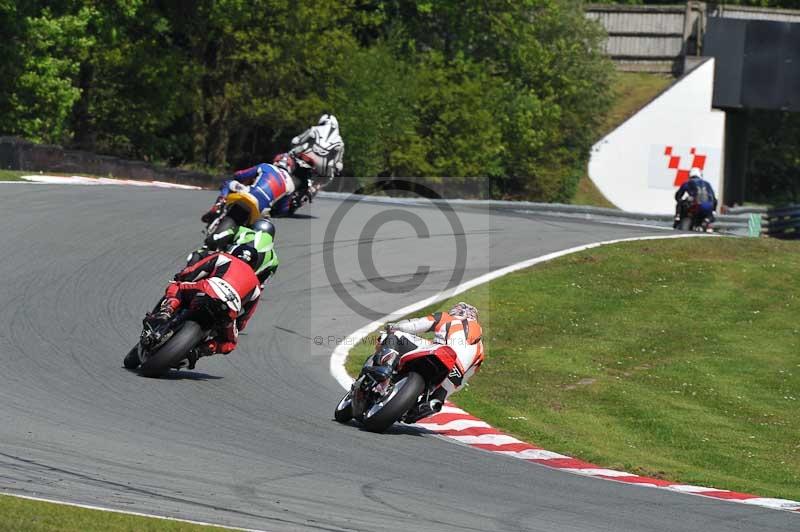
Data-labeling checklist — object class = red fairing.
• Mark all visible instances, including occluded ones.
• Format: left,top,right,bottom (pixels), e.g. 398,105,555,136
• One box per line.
162,253,262,354
266,171,287,199
397,344,458,373
175,253,259,299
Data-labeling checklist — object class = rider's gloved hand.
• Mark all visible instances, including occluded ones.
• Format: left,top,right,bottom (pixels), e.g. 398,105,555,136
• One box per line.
228,180,248,193
201,196,226,223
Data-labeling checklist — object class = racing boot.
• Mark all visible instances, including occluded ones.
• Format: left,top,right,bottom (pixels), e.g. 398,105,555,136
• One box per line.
147,299,176,326
186,341,215,370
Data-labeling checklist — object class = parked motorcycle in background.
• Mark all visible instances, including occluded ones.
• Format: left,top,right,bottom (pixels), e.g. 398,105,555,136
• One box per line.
675,199,714,233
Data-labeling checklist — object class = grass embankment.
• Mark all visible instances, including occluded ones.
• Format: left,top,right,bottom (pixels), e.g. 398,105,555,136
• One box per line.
572,72,674,208
0,494,239,531
347,238,800,501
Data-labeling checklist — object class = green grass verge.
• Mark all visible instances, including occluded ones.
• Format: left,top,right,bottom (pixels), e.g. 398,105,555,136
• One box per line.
347,237,800,500
572,71,674,208
0,170,29,181
0,494,240,531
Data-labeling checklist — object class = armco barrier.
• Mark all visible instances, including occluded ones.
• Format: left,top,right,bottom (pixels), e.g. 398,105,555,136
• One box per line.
0,136,776,238
318,192,754,236
763,205,800,239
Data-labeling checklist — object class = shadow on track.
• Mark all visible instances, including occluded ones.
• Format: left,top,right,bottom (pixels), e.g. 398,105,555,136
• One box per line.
122,367,223,381
331,419,428,437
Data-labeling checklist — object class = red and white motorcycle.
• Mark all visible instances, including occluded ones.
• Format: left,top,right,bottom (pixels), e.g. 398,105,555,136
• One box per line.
334,332,460,433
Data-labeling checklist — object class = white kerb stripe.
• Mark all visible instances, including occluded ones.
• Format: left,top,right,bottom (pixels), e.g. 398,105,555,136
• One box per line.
447,434,524,446
561,468,634,478
496,449,570,460
439,405,469,414
739,498,800,511
416,419,491,432
667,485,728,494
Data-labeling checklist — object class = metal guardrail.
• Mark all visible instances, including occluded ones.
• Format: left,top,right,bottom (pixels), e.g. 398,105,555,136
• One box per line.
318,192,754,236
763,205,800,239
725,205,769,215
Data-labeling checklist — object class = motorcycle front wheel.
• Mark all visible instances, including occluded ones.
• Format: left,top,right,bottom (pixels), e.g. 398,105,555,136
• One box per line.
362,372,425,433
140,321,205,378
123,346,140,369
334,391,354,423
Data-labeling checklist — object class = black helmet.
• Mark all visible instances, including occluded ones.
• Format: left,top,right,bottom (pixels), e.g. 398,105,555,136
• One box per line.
250,218,275,238
230,244,259,271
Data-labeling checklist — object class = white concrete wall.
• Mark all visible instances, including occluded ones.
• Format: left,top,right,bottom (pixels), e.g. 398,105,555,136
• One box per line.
588,59,725,215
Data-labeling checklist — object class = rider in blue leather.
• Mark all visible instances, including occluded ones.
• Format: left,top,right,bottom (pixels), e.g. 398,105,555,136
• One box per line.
202,153,296,222
674,167,718,226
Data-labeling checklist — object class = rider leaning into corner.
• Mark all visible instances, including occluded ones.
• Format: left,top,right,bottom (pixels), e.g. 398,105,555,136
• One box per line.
673,167,718,228
379,302,485,421
201,113,345,221
201,153,297,222
289,113,345,185
188,218,279,286
144,226,278,368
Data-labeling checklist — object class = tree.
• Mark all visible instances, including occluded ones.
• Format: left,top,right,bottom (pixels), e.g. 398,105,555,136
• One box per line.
0,0,615,203
365,0,614,200
6,4,93,144
330,40,428,180
747,111,800,205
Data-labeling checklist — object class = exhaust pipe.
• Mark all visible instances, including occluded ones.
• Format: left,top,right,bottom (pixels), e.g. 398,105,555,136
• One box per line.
429,398,443,413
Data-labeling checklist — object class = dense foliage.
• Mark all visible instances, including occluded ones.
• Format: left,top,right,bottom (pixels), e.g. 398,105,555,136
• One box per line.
746,111,800,205
0,0,613,201
595,0,800,6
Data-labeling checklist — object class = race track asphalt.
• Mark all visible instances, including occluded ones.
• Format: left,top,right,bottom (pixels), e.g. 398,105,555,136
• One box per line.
0,184,794,531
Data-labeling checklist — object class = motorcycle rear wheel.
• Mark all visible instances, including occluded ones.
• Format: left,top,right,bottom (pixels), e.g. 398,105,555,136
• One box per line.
205,216,237,250
362,372,425,433
140,321,205,378
678,217,693,231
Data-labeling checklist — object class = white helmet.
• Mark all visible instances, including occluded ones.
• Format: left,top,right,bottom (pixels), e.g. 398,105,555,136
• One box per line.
689,167,703,179
449,302,479,321
318,113,338,130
